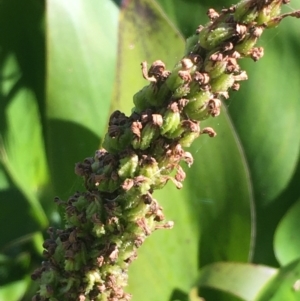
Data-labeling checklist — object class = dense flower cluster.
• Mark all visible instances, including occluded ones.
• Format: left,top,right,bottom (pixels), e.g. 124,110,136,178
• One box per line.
32,1,299,300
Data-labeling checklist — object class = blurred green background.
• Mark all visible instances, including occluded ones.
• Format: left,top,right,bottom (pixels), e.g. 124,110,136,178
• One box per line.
0,0,300,300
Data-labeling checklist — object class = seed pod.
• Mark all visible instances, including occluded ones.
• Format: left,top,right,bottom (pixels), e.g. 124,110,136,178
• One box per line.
185,34,200,55
86,198,102,219
172,85,190,98
256,1,281,25
179,121,200,147
138,159,160,181
160,109,181,135
183,90,211,120
204,52,228,79
235,26,263,56
210,73,235,93
118,154,139,179
132,122,159,150
133,87,149,112
124,200,149,222
102,133,117,153
163,123,185,139
165,58,195,92
118,128,134,150
179,131,200,147
107,178,120,193
198,24,235,50
234,0,258,23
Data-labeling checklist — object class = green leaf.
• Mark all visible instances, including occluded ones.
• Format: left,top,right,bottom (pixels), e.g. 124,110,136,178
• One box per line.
0,278,30,301
196,262,277,301
255,259,300,301
227,14,300,264
46,0,119,196
0,53,48,229
188,111,254,266
274,198,300,266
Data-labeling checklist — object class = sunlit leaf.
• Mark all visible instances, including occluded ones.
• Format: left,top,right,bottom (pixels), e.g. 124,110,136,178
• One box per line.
255,259,300,301
274,198,300,266
196,262,277,301
46,0,119,196
0,54,48,230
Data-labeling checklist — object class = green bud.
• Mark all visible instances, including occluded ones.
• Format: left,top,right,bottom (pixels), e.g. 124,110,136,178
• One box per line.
234,0,258,23
199,24,235,50
124,200,149,222
172,85,190,98
118,154,139,179
179,131,200,147
183,90,211,120
131,136,141,149
185,34,200,54
92,222,105,237
234,26,263,55
139,123,159,150
137,177,152,195
102,133,123,154
84,270,102,294
86,198,101,219
210,73,234,93
73,195,88,212
204,53,227,79
107,178,120,193
163,123,185,139
139,160,159,180
256,1,281,25
160,109,181,135
165,63,186,91
165,58,196,92
133,87,149,112
119,128,134,149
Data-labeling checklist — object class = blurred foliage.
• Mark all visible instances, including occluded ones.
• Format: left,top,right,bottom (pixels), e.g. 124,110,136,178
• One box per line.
0,0,299,300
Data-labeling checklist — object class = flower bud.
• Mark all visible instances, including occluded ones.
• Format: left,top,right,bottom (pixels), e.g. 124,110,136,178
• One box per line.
210,73,235,93
183,90,211,120
118,153,139,179
160,109,181,136
198,24,235,50
139,122,160,150
234,0,258,23
204,52,228,79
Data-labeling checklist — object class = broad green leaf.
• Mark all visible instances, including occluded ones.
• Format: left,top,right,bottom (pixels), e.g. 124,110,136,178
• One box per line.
274,198,300,266
228,26,300,205
196,262,277,301
227,13,300,264
0,278,30,301
187,111,253,266
46,0,119,196
0,53,48,230
255,259,300,301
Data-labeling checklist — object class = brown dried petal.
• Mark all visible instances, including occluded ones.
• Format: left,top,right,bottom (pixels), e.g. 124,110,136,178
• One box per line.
249,47,264,61
152,114,163,126
207,8,219,20
131,121,142,138
201,127,217,137
178,70,192,82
